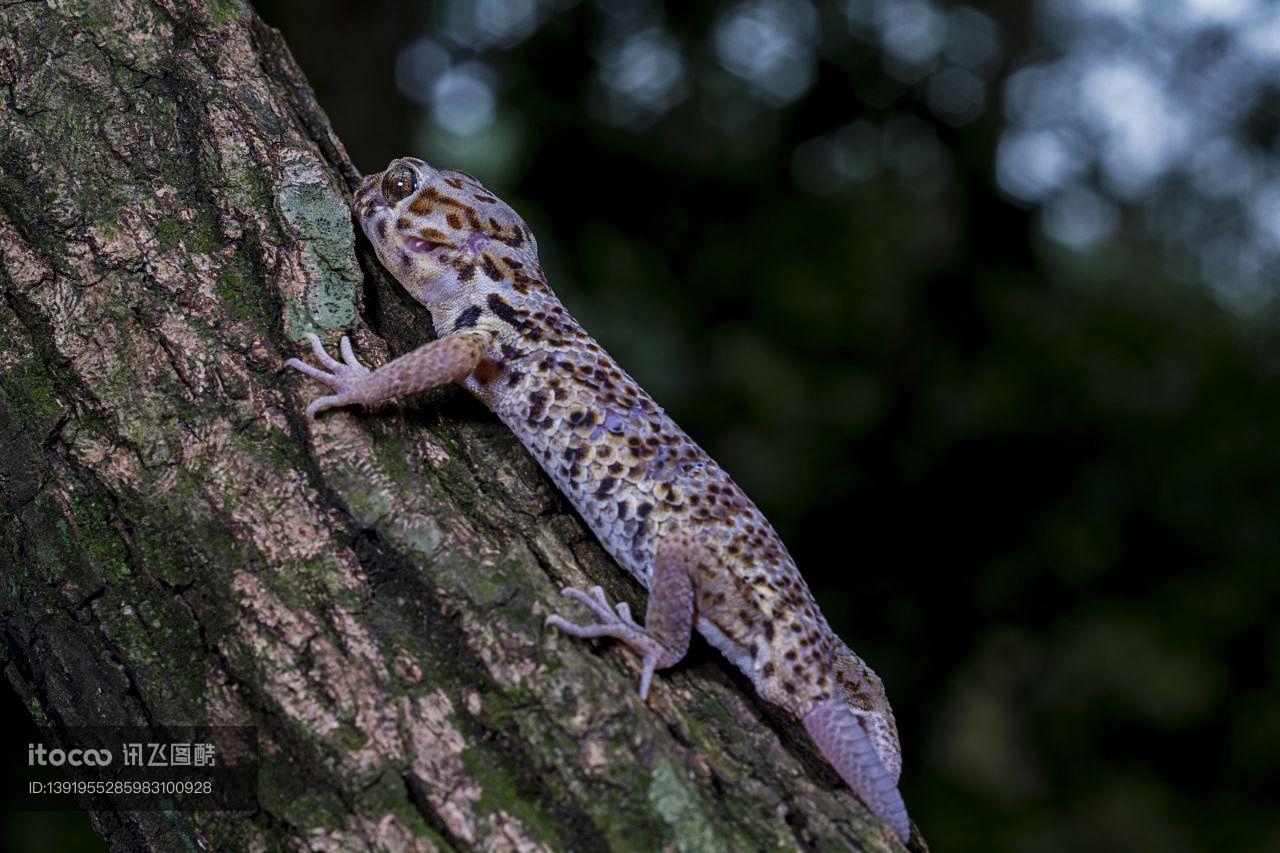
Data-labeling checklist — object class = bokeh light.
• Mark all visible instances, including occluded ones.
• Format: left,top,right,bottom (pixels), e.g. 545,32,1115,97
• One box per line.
593,28,690,127
713,0,821,105
998,0,1280,311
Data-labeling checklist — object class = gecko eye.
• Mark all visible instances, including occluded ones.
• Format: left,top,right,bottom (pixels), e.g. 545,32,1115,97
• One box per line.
381,165,418,206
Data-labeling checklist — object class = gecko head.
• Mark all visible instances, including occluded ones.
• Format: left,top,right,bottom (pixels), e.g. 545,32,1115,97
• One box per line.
356,157,541,308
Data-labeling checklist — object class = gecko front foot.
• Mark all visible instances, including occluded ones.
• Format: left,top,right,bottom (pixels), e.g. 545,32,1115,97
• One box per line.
284,332,373,419
546,586,673,700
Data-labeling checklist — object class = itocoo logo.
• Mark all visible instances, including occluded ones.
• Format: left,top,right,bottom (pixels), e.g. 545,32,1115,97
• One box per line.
28,743,113,766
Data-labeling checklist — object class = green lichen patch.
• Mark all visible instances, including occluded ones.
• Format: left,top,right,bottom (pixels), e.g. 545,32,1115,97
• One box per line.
277,159,361,334
215,252,273,326
0,358,65,454
460,724,581,850
259,764,347,831
648,761,729,853
206,0,245,25
66,493,133,586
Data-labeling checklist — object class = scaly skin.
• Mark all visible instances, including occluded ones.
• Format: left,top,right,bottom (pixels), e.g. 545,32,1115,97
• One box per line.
285,158,911,841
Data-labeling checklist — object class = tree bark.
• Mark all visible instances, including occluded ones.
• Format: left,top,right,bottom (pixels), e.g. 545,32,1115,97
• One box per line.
0,1,920,850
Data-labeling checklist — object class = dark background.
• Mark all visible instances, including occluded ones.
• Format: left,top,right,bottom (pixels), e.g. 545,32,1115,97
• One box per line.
8,1,1279,850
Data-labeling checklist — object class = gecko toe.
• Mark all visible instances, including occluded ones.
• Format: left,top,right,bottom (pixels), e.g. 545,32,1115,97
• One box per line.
340,335,362,368
547,587,671,686
304,333,344,370
286,358,337,383
305,394,347,420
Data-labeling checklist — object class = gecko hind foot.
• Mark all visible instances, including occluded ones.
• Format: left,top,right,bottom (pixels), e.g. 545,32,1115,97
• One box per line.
546,585,674,700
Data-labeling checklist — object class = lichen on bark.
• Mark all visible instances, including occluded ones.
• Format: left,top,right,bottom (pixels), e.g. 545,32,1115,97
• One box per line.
0,1,921,850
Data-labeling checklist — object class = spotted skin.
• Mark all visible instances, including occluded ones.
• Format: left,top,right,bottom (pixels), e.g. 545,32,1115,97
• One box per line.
286,158,911,842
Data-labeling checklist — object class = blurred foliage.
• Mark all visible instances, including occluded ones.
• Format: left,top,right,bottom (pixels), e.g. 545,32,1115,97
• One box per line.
266,0,1278,850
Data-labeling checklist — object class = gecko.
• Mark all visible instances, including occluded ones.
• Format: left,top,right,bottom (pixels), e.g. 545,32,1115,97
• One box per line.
285,157,911,842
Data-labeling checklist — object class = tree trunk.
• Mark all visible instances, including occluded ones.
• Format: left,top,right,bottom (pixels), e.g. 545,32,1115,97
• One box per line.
0,1,919,850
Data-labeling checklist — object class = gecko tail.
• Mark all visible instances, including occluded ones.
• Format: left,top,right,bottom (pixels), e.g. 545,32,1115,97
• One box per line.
803,698,911,842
